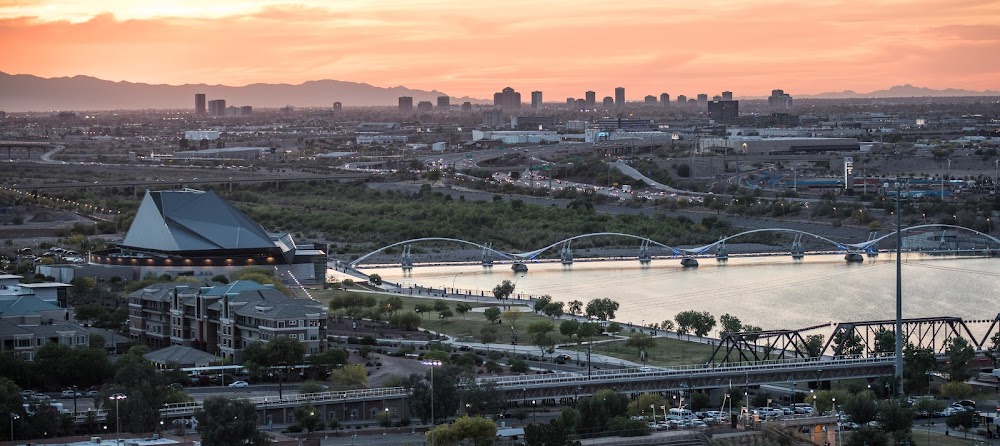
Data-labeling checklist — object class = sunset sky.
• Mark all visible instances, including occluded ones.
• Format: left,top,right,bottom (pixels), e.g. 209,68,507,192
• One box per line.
1,0,998,99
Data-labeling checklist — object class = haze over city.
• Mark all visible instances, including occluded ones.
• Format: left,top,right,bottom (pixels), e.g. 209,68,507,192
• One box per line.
2,0,999,100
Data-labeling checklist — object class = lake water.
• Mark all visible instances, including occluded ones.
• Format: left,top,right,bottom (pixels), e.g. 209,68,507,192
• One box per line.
357,254,1000,338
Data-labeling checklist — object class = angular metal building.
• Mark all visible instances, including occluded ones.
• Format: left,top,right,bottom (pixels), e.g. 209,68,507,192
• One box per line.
90,189,326,282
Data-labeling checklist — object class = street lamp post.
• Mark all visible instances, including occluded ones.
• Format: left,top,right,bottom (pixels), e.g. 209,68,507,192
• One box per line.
650,404,656,426
9,412,18,442
421,360,442,446
110,394,127,446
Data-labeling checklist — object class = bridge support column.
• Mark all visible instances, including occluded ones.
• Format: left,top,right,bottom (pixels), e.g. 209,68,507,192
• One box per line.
401,244,413,270
844,252,864,263
511,262,528,272
715,239,728,261
791,234,805,260
560,241,573,265
482,242,494,266
681,257,698,267
639,239,651,263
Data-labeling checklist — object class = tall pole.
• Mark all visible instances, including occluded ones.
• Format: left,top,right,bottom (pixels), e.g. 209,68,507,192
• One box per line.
895,181,904,396
110,394,127,446
422,360,441,446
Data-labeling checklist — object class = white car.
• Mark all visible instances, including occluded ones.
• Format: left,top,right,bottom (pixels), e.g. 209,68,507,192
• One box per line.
228,381,249,388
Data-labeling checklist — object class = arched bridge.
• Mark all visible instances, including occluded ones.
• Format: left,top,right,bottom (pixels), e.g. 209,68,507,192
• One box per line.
349,225,1000,270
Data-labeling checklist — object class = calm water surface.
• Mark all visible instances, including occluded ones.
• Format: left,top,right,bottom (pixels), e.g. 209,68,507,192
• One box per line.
358,254,1000,335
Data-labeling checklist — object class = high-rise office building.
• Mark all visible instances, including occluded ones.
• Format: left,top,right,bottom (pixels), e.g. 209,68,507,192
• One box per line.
208,99,226,116
531,91,543,111
437,96,450,109
240,106,253,116
722,91,733,101
707,100,740,124
614,87,625,107
461,102,472,111
644,95,657,105
566,97,576,106
493,87,521,109
697,94,708,109
585,91,596,108
195,94,206,116
398,96,413,111
333,102,342,112
576,99,586,110
676,95,687,105
768,89,793,109
602,96,615,109
660,93,670,105
417,101,433,111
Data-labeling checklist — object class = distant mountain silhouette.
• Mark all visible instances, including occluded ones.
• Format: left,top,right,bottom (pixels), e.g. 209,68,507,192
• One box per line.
804,84,1000,99
0,72,486,112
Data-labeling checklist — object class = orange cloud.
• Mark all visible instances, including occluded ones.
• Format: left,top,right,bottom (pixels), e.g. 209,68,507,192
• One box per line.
0,0,997,100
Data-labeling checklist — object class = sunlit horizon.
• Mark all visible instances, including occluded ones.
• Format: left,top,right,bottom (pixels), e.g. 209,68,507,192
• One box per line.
1,0,998,100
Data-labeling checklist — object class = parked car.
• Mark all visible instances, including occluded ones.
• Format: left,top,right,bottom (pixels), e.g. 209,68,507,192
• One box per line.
61,390,81,399
228,381,249,388
85,390,99,398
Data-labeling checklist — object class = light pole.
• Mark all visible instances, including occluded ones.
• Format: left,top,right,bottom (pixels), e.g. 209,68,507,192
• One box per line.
421,360,442,446
451,272,463,294
894,180,905,396
650,404,656,426
110,394,127,446
9,412,18,442
531,400,537,424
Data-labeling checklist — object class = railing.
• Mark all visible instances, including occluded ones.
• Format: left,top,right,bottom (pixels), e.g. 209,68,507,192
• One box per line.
71,410,109,423
159,387,410,416
477,356,895,387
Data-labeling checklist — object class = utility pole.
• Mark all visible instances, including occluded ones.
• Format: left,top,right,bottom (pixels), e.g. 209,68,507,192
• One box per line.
894,180,904,396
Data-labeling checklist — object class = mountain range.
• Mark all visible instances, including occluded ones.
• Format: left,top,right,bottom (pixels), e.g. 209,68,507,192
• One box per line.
803,84,1000,99
0,72,484,112
0,72,997,112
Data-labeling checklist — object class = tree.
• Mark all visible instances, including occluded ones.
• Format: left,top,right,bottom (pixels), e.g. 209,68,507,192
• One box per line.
459,381,504,417
527,320,555,358
626,393,666,417
559,319,580,340
195,396,270,446
374,409,392,428
455,303,473,319
293,404,321,436
330,364,367,390
585,298,620,321
944,336,976,382
874,329,895,356
624,333,656,361
503,309,524,331
298,381,327,395
408,366,461,424
719,313,742,336
389,312,421,330
985,331,1000,368
690,392,710,411
543,302,564,320
533,295,552,313
674,310,716,337
525,419,571,446
876,398,915,443
904,343,937,394
577,389,629,438
492,280,516,306
415,303,433,319
577,322,599,342
484,306,502,324
425,416,496,446
831,331,865,357
381,296,404,315
368,273,383,286
660,320,675,333
306,348,347,379
946,410,976,437
566,300,583,316
842,391,879,425
844,426,889,446
438,308,454,322
567,300,583,316
433,299,450,312
605,322,622,335
939,381,973,400
480,326,499,345
798,334,825,358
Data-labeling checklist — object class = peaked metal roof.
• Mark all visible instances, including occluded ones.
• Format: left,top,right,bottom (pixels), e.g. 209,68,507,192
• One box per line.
122,189,277,252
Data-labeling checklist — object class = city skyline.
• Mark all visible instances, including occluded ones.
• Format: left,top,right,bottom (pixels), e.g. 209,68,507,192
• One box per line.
1,0,998,100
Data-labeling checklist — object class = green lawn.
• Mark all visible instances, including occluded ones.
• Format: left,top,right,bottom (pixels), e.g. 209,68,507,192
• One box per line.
891,430,988,446
311,288,570,347
564,336,719,367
